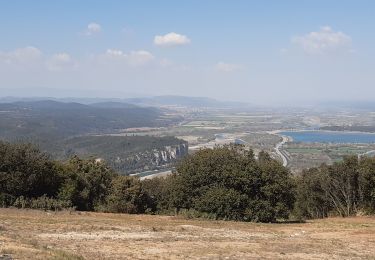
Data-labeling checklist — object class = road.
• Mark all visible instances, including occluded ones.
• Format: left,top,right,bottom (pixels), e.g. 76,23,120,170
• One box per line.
140,170,172,180
275,135,289,167
359,150,375,158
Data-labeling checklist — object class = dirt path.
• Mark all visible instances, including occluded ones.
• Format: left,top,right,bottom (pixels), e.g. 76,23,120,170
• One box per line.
1,209,375,259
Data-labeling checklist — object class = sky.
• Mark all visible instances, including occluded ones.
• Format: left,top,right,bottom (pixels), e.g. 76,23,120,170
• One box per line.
0,0,374,105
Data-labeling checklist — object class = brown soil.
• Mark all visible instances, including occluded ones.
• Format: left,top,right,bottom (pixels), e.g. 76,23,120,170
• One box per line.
0,208,375,259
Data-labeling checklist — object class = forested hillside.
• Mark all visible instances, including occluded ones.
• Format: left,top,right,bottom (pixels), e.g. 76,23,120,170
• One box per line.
0,100,185,173
0,100,171,141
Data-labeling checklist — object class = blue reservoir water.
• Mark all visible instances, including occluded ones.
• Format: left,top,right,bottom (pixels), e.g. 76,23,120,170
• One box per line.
280,131,375,144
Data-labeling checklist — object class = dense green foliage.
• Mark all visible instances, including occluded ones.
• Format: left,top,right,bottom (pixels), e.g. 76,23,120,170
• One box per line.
142,147,295,222
0,141,149,212
1,141,375,222
0,142,62,199
295,156,375,218
56,156,117,211
105,175,149,213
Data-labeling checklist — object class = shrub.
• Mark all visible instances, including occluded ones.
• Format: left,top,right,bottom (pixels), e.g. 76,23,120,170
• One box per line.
13,195,72,211
0,141,62,198
105,176,149,214
159,145,295,222
57,156,116,211
294,156,375,218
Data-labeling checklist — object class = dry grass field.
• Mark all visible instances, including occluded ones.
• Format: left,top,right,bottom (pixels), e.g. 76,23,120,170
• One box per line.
1,208,375,259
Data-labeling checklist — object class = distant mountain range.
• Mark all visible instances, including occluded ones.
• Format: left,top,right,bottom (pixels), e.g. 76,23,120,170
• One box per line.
0,95,252,109
123,95,251,108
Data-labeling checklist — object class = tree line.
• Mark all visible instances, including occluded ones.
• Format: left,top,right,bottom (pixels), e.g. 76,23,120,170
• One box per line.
0,141,374,222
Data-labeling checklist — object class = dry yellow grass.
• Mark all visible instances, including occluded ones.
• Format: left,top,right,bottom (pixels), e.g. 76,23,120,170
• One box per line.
1,208,375,259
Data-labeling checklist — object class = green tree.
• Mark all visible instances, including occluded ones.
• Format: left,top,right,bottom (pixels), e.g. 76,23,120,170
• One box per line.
358,157,375,213
58,156,116,211
0,142,62,200
294,168,331,219
142,176,178,213
105,176,148,213
164,145,295,222
321,156,360,217
257,151,296,220
194,186,249,220
294,156,375,218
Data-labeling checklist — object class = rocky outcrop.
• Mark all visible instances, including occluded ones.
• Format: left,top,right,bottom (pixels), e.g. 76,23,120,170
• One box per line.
111,142,188,173
152,143,188,165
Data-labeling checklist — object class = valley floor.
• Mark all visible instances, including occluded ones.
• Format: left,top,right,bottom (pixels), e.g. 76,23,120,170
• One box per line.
1,209,375,259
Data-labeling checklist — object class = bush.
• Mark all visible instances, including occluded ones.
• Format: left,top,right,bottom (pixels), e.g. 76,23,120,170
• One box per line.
158,145,295,222
13,195,72,211
57,156,117,211
105,176,149,214
0,141,62,198
294,156,375,218
193,186,249,220
0,193,16,208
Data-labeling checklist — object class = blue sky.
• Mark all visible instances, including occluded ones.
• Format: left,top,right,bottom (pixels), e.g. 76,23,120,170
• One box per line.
0,0,374,104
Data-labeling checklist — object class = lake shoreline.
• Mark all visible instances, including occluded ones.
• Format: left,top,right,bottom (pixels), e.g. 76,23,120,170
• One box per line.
273,129,375,135
277,129,375,144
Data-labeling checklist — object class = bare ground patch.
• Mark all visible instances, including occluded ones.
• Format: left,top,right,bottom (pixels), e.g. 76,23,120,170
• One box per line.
1,209,375,259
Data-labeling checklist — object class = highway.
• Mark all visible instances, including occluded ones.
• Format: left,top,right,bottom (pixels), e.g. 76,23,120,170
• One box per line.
274,135,289,167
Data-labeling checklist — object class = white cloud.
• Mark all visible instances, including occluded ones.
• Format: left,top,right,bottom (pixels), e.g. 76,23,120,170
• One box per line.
0,47,75,72
0,46,42,64
101,49,154,66
292,26,352,54
154,32,191,46
46,53,73,71
128,50,154,66
215,62,242,72
86,22,101,35
105,49,126,58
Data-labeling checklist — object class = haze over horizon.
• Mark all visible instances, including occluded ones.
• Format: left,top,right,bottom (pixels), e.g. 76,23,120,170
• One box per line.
1,1,374,105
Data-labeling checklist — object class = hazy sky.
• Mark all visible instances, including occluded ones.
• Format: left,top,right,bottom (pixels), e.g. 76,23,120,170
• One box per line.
0,0,374,105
